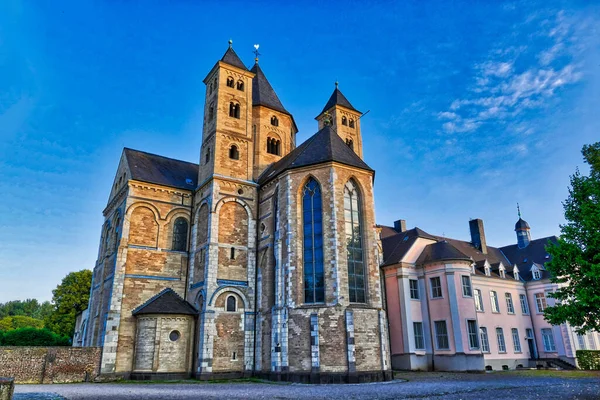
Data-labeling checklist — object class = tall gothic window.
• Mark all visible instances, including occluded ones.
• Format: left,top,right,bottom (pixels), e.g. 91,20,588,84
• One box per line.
344,180,365,303
172,217,188,251
303,178,324,303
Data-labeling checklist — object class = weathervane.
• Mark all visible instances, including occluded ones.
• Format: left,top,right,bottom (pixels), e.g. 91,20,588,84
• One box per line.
253,44,261,63
517,203,521,218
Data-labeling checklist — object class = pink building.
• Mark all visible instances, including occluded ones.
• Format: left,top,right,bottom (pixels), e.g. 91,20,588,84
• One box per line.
381,215,599,371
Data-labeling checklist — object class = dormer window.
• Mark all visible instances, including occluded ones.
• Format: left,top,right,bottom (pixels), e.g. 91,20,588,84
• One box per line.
226,77,235,88
236,80,244,91
500,268,506,279
229,102,240,119
533,269,541,280
485,265,491,276
271,116,279,127
345,138,354,150
229,145,239,160
349,119,355,128
342,116,348,126
267,137,281,156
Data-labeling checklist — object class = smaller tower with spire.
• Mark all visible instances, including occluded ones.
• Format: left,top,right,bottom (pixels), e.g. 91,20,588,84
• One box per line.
315,83,364,158
515,203,531,248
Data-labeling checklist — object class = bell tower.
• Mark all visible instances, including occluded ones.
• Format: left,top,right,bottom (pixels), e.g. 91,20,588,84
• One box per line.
198,41,256,184
315,82,364,158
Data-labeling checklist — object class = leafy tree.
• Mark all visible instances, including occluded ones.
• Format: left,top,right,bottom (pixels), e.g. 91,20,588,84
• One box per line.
0,299,53,320
44,270,92,338
0,315,44,331
545,142,600,333
1,327,70,346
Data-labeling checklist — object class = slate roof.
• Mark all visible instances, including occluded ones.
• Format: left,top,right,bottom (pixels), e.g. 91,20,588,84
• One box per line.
124,148,198,190
220,47,247,70
257,125,373,185
438,236,512,270
515,218,531,230
378,225,401,239
132,288,198,316
381,227,437,266
416,241,472,265
319,87,360,115
250,63,289,115
500,236,557,281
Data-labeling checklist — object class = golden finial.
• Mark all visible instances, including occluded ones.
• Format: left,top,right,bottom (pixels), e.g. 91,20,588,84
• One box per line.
335,80,339,88
228,39,233,48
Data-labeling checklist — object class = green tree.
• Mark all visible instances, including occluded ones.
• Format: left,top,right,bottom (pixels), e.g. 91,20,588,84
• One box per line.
44,270,92,338
0,299,53,320
545,142,600,333
0,315,44,331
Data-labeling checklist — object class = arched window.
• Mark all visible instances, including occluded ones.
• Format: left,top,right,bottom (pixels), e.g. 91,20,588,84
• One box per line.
344,180,365,303
236,80,244,91
205,148,211,164
271,116,279,126
230,247,236,259
346,138,354,150
342,116,348,126
303,178,324,303
349,119,355,128
208,102,214,121
226,295,237,312
226,77,234,88
229,102,240,118
267,137,281,155
172,217,188,251
229,145,239,160
209,82,213,94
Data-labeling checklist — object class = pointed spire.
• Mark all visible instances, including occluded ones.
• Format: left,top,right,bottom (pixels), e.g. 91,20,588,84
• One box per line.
220,40,247,70
250,63,289,115
319,84,360,115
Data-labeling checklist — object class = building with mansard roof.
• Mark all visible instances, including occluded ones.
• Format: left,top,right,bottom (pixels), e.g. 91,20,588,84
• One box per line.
79,43,391,382
380,214,599,371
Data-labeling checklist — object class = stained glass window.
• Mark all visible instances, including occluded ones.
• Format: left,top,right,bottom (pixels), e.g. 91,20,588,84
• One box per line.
303,178,324,303
344,180,365,303
172,217,188,251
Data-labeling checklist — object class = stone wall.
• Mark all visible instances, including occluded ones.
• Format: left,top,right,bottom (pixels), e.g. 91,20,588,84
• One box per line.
0,347,101,384
0,378,14,400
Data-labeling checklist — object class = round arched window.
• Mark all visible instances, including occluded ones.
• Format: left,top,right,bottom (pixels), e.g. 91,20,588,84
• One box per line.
169,330,181,342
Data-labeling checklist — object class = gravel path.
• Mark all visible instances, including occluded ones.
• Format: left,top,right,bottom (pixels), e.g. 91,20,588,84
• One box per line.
13,372,600,400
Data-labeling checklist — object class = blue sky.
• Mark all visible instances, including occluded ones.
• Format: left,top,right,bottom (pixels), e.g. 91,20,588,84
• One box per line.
1,1,598,302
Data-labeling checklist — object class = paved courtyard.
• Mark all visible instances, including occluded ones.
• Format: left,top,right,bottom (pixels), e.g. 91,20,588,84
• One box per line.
13,371,600,400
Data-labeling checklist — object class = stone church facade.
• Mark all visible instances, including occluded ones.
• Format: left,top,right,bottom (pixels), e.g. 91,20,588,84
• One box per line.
81,44,391,382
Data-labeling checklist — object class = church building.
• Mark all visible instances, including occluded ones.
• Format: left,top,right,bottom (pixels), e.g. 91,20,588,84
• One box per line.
80,43,391,382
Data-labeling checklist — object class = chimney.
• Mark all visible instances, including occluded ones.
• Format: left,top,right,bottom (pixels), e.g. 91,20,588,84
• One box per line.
394,219,407,232
469,218,487,254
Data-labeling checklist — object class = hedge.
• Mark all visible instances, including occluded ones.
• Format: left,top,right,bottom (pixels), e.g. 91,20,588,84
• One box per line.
576,350,600,370
0,328,70,346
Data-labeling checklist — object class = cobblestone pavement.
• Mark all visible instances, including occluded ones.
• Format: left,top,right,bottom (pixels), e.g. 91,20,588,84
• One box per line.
13,372,600,400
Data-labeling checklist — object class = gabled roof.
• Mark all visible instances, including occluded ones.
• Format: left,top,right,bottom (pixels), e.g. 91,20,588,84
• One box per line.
124,148,198,190
381,227,437,266
416,241,472,265
378,224,401,239
250,63,289,115
318,87,360,116
258,125,373,185
438,236,511,269
500,236,557,281
132,288,197,316
220,47,247,70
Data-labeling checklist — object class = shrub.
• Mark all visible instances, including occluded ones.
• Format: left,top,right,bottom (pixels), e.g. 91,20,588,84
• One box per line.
0,315,45,331
1,327,70,346
576,350,600,370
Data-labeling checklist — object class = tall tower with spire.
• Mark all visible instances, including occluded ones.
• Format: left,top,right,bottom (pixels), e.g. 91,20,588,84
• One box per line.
315,83,364,158
515,203,531,248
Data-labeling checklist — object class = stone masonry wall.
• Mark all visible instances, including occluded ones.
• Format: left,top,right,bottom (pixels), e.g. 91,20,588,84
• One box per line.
0,347,101,384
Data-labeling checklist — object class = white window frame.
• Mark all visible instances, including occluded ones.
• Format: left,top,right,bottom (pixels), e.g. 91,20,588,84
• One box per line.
512,328,521,353
480,327,490,353
430,277,443,299
541,328,556,352
461,275,472,297
409,279,420,300
467,319,479,349
474,289,484,312
533,268,541,280
505,293,515,314
496,327,506,353
519,294,529,315
535,293,547,313
434,320,450,350
490,291,500,313
413,322,425,350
